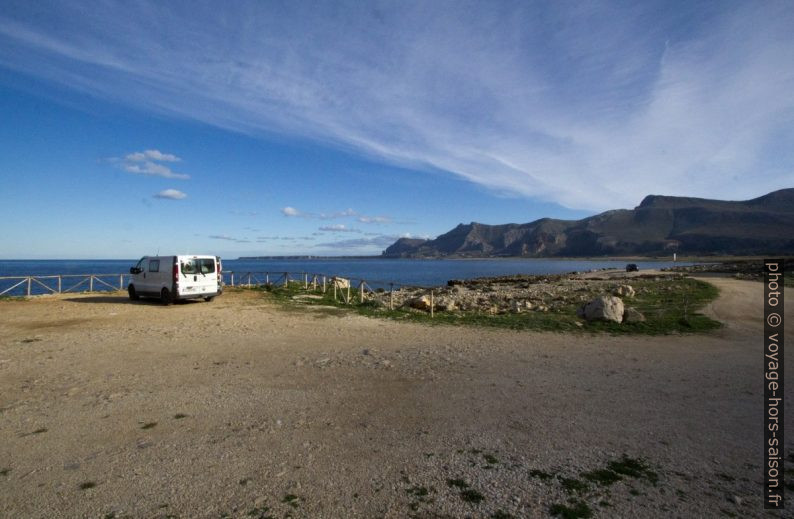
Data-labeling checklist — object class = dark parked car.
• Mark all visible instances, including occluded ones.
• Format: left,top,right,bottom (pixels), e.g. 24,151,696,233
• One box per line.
626,263,639,272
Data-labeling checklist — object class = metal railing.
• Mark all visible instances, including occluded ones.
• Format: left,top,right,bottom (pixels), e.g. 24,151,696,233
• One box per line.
1,271,404,301
0,274,130,297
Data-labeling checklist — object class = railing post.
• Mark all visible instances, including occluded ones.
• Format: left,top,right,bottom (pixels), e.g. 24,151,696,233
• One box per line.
284,272,288,287
266,273,270,286
347,284,351,305
58,276,62,294
430,290,434,318
359,281,364,302
389,283,394,310
119,274,124,291
322,276,326,293
333,282,337,301
304,272,308,289
231,273,234,287
89,275,94,292
248,273,252,288
27,277,31,296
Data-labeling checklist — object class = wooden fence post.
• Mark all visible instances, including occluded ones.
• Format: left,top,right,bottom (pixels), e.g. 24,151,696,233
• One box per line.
430,290,434,318
389,283,394,310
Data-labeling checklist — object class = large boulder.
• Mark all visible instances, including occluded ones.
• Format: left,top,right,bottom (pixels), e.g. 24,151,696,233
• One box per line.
577,296,625,323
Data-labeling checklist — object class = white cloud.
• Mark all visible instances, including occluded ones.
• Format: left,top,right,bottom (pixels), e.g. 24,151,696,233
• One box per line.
125,149,180,162
111,149,189,179
153,188,187,200
281,206,302,217
1,3,792,209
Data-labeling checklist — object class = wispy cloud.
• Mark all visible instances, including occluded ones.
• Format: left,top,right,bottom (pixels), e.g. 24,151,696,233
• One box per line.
2,3,792,208
282,206,358,220
153,188,187,200
209,234,250,243
110,149,189,179
318,224,361,233
316,234,402,250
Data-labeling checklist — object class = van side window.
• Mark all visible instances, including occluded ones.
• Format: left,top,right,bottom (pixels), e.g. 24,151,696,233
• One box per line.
149,259,160,273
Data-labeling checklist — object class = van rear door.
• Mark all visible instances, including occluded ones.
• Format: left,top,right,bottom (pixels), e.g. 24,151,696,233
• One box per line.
177,256,218,297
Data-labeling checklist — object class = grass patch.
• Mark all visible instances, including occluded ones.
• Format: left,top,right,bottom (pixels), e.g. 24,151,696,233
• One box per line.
491,511,515,519
0,468,10,476
173,413,188,419
580,468,622,486
79,481,96,490
141,422,157,430
560,477,589,494
607,456,658,485
529,469,555,480
282,494,299,508
549,500,593,519
483,453,499,464
406,486,430,497
247,505,273,519
459,488,485,503
446,478,469,489
256,277,721,335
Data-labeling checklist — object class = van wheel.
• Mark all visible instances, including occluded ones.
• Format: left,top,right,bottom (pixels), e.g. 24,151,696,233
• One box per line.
161,288,174,306
128,285,139,301
204,296,215,302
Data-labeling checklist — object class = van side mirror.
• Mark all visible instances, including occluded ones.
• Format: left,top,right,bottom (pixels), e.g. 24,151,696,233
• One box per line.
130,267,142,274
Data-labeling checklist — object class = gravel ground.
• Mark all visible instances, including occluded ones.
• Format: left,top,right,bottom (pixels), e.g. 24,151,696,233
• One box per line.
0,277,791,518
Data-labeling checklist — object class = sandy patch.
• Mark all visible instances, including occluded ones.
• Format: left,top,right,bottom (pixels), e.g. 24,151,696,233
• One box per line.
0,279,791,518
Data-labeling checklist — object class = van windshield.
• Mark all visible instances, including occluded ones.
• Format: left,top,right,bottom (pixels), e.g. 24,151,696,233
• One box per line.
180,258,215,275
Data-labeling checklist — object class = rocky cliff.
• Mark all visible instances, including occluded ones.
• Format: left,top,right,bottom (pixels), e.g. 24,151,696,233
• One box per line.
382,189,794,257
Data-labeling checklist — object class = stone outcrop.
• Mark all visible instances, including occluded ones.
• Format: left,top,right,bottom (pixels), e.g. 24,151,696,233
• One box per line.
577,296,625,323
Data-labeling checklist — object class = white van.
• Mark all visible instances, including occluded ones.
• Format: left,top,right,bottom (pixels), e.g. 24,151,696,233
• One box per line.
128,255,223,304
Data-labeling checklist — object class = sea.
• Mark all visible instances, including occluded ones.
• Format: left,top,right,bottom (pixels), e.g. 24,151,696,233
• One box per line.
0,257,690,297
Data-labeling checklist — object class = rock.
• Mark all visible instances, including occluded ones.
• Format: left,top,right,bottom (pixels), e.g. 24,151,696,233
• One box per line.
613,284,635,297
731,495,742,506
406,295,432,311
436,297,457,311
577,296,624,323
329,276,350,289
510,300,533,313
623,307,646,323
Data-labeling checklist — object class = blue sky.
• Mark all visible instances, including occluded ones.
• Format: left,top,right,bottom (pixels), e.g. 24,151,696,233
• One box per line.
0,1,792,259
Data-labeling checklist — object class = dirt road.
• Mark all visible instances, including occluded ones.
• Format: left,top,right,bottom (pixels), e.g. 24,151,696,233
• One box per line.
0,277,790,518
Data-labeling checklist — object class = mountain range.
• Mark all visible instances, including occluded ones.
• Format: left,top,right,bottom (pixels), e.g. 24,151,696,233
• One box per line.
382,189,794,258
